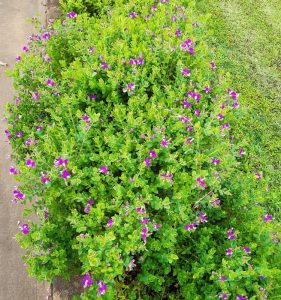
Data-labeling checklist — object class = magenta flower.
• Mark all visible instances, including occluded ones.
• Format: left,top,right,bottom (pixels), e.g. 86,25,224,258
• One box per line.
140,218,150,224
255,173,262,180
232,102,240,109
204,86,210,93
25,138,35,146
185,137,193,145
219,276,227,281
26,159,36,168
83,114,91,125
13,188,25,201
194,109,200,117
54,157,68,168
237,295,248,300
228,88,239,100
89,94,97,100
185,223,197,231
21,223,29,234
181,68,191,77
97,280,107,296
211,158,221,165
226,228,237,240
22,46,29,53
16,131,23,137
32,92,39,101
136,207,146,214
89,199,94,205
210,61,216,70
123,82,135,94
144,157,151,167
9,166,18,175
107,218,113,228
16,55,21,62
148,150,157,159
180,116,189,123
99,165,109,174
141,227,148,242
160,138,171,147
35,125,43,131
67,11,77,18
129,11,137,18
264,214,273,222
175,29,182,37
42,32,51,39
217,114,224,121
226,248,233,257
243,246,251,254
101,61,109,69
5,129,12,140
196,177,205,189
151,5,157,11
40,172,51,184
181,98,191,108
218,294,228,299
197,212,207,223
239,148,244,156
82,273,93,288
46,78,55,87
60,168,71,180
84,204,91,214
221,123,230,131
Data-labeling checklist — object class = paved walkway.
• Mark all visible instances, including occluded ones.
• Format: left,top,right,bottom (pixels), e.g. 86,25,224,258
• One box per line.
0,0,50,299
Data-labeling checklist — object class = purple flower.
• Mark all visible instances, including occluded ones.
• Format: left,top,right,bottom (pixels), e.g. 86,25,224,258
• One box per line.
237,295,248,300
54,157,68,168
194,109,200,117
21,223,29,234
188,47,195,55
107,218,113,228
180,116,189,123
210,199,221,208
5,129,12,140
83,114,91,125
89,199,94,205
123,82,135,94
226,248,233,257
197,212,207,223
16,55,21,62
228,88,239,100
185,223,197,231
67,11,77,18
44,208,49,219
148,150,157,159
60,168,71,180
219,276,227,281
140,218,150,224
25,138,35,146
239,148,244,156
82,273,93,288
32,92,39,101
26,159,36,168
84,204,91,214
217,114,224,121
181,98,191,109
221,123,230,131
151,5,157,11
175,29,182,37
204,86,210,93
99,165,109,174
97,280,107,296
181,68,190,77
144,157,151,167
13,188,25,201
196,177,205,189
35,125,43,131
243,246,251,254
89,94,97,100
218,294,228,299
232,102,240,109
40,172,51,184
136,207,146,214
226,228,237,240
22,46,29,53
160,138,171,147
9,166,18,175
42,32,51,39
160,172,173,183
16,131,23,137
212,158,221,165
185,137,193,145
101,61,109,69
46,78,55,87
129,11,137,18
210,61,216,70
255,173,262,180
264,214,273,222
180,39,194,51
141,227,148,242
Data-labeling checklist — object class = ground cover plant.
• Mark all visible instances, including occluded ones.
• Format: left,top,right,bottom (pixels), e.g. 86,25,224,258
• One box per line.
195,0,281,218
5,0,281,299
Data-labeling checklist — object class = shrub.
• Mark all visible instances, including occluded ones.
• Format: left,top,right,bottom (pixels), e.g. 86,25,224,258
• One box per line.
6,0,281,299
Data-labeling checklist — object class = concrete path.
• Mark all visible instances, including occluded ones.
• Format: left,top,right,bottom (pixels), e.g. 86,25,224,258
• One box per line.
0,0,50,299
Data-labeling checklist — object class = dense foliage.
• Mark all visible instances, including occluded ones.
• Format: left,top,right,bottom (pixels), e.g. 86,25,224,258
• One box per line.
5,0,281,299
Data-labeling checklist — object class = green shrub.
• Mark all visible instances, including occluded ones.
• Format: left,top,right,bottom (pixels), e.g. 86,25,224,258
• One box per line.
6,0,281,299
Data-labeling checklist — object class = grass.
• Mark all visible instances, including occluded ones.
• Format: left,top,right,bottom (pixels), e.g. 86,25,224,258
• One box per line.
195,0,281,217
